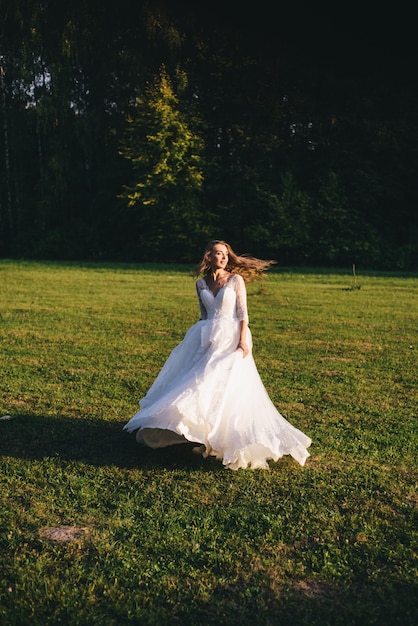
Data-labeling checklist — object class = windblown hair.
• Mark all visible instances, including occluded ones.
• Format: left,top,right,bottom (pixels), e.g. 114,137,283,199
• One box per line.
193,240,275,283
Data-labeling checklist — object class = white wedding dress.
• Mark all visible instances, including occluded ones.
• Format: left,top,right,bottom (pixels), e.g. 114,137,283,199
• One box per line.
124,274,311,470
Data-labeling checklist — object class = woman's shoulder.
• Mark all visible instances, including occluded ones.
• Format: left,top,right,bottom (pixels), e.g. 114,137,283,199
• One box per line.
231,273,245,286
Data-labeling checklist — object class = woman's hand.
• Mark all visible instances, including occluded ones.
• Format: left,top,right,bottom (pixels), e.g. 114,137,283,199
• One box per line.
237,341,249,358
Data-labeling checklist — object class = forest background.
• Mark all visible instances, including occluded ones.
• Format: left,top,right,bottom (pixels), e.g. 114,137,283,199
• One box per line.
1,0,417,269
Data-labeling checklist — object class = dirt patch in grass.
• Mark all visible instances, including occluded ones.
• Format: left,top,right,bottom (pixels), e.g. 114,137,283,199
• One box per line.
39,525,90,542
295,579,335,597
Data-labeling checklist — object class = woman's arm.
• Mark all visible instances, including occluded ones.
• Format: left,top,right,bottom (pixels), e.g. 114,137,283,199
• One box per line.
235,275,250,357
196,280,208,320
237,320,249,358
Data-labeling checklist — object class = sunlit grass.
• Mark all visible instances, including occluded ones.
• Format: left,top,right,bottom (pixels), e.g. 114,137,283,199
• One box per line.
0,260,417,625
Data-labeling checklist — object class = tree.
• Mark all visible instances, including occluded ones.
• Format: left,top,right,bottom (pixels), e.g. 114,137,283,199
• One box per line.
0,1,416,268
119,66,206,261
309,170,368,266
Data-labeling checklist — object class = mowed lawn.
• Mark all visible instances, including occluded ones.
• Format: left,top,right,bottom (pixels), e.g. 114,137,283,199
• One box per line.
0,260,417,626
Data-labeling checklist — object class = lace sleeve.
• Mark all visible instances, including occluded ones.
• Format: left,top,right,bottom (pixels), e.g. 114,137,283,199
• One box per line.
234,275,249,323
196,280,208,320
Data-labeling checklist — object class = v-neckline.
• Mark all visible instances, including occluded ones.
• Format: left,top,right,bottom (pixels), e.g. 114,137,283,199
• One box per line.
204,274,234,298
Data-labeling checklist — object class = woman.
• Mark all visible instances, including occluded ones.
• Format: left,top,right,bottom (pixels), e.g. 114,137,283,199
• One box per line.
124,240,311,470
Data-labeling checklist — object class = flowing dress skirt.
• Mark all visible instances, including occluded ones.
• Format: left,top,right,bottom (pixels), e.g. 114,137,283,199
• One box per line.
124,316,311,471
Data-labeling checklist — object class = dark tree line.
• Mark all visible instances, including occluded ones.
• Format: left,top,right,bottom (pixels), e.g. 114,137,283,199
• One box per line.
1,0,417,268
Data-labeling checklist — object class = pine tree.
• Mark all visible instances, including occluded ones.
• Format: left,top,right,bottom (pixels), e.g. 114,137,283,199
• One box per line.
119,66,206,261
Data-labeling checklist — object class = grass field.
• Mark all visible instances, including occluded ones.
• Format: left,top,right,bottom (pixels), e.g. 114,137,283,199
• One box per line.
0,259,417,625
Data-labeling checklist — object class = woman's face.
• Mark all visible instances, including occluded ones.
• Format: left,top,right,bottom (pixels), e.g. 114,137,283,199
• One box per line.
209,244,229,270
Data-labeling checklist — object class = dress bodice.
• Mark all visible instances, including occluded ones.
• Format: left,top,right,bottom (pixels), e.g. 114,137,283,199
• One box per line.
196,274,249,323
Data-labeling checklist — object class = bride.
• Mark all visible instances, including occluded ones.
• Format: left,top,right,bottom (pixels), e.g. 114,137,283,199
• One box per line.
124,240,311,470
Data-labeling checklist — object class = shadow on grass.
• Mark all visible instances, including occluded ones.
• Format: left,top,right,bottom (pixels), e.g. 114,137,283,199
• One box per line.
0,413,221,472
180,581,417,626
2,258,195,274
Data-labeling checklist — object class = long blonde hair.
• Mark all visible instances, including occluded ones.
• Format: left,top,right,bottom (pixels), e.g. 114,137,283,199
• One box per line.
193,240,275,283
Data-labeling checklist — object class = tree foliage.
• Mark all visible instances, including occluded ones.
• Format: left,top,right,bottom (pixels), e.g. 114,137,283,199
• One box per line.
118,66,206,260
0,0,417,268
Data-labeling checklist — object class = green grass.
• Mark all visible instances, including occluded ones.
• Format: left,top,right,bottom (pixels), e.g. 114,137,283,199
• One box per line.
0,259,417,625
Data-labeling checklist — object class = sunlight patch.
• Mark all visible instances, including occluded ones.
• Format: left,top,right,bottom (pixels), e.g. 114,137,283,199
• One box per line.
296,580,333,597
